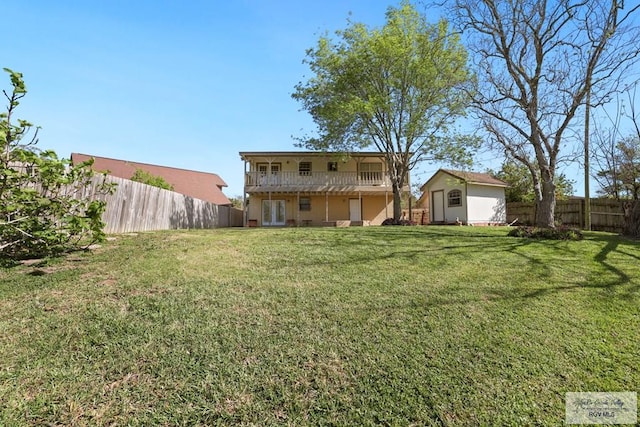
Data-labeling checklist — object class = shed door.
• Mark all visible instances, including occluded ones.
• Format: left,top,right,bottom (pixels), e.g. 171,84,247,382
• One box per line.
432,190,444,222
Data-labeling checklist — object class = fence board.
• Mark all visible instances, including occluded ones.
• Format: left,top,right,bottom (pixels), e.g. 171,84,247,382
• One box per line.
506,199,625,232
84,175,243,233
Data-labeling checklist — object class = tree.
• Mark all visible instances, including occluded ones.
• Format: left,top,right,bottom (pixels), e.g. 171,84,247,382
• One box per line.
449,0,640,228
490,160,575,203
594,136,640,200
0,68,113,261
292,1,476,220
130,168,174,190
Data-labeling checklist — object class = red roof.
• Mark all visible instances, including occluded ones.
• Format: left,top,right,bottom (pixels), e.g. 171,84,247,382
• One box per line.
71,153,232,205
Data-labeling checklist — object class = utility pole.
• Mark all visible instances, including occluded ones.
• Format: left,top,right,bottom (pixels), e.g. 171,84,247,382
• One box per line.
584,86,592,231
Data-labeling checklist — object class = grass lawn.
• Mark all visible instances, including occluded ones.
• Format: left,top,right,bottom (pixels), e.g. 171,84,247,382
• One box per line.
1,226,638,426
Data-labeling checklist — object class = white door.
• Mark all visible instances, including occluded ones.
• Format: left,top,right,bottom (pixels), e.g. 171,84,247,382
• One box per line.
349,199,362,221
432,190,444,222
262,200,286,226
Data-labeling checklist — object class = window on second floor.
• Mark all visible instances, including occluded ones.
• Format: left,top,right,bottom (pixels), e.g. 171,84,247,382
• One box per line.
358,162,383,181
299,162,312,176
327,161,338,172
448,189,462,207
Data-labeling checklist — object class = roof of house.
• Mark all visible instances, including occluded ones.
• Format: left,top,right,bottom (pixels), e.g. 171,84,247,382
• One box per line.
421,168,508,190
71,153,232,205
239,151,387,161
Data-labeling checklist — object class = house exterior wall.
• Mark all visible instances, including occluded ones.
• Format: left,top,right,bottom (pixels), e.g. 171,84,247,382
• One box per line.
466,184,506,224
246,194,392,226
241,152,406,227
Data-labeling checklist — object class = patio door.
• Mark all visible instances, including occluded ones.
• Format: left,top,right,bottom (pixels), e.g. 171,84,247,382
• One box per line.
432,190,444,222
262,200,286,226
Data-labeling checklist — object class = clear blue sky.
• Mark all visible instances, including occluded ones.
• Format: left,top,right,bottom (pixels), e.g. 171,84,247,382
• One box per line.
3,0,616,198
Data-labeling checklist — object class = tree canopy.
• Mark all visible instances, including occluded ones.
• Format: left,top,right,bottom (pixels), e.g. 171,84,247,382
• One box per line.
449,0,640,228
292,1,476,219
489,161,575,203
130,168,174,191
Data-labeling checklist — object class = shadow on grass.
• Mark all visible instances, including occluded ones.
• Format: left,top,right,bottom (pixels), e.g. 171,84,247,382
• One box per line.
496,234,640,302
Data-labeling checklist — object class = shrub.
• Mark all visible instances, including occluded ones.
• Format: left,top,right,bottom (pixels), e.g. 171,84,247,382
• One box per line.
507,226,583,241
381,218,415,226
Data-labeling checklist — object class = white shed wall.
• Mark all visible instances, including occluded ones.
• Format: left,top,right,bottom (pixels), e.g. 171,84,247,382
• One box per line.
427,172,467,223
466,184,506,224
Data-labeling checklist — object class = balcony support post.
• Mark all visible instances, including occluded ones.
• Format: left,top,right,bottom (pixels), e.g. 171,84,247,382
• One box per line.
325,192,329,222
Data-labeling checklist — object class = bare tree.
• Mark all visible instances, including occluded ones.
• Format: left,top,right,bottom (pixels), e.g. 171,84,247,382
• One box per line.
593,85,640,200
448,0,640,227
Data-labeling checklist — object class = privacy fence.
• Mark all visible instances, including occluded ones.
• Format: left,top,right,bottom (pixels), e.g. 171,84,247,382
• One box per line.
506,199,626,232
81,175,243,233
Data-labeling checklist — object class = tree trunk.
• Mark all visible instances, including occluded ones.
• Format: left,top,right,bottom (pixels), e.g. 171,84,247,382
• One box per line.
535,179,556,228
392,183,402,220
623,200,640,237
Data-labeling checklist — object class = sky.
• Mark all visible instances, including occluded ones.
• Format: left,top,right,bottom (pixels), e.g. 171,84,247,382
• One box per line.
2,0,631,199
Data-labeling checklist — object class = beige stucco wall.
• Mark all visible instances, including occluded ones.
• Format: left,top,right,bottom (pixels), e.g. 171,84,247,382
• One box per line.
246,194,392,226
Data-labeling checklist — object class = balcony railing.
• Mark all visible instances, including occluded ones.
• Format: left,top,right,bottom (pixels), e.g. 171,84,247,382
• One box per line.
245,171,390,187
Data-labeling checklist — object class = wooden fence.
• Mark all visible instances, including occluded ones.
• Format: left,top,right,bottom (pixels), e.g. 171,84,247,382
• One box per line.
506,199,625,232
83,175,243,233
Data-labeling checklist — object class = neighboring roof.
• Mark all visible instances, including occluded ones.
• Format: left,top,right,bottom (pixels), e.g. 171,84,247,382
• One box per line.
421,168,508,190
239,151,386,161
71,153,232,205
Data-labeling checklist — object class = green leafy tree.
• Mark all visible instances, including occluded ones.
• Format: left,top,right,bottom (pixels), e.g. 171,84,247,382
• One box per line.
292,1,476,220
0,68,114,261
489,160,575,203
130,168,174,190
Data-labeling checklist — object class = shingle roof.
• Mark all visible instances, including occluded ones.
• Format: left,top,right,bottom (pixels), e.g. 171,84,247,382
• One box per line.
421,168,508,190
71,153,232,205
440,169,508,186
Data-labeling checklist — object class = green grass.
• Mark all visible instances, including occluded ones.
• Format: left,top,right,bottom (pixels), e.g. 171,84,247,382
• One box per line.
1,226,638,426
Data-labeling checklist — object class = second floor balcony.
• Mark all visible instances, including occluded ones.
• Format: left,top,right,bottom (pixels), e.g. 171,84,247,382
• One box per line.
245,170,393,191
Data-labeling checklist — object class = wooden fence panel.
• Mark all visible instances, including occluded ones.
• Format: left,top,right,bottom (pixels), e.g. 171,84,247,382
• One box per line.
506,199,625,232
85,175,243,233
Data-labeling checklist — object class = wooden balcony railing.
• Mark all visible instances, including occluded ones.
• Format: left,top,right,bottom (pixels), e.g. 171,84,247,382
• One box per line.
245,171,391,187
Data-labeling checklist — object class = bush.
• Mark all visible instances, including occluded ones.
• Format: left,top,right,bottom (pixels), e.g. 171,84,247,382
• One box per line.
381,218,415,226
0,68,114,261
507,226,583,241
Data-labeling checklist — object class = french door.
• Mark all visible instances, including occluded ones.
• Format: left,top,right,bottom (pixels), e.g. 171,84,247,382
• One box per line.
262,200,286,226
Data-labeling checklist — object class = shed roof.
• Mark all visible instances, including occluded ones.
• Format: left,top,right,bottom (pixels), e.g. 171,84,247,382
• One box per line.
421,169,508,190
71,153,232,205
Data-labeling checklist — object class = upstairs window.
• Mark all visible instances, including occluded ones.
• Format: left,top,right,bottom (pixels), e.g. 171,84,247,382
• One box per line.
327,161,338,172
358,162,382,181
448,189,462,207
299,162,312,176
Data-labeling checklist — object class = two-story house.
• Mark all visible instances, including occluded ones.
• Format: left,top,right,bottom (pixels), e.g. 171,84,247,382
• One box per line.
239,152,409,226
